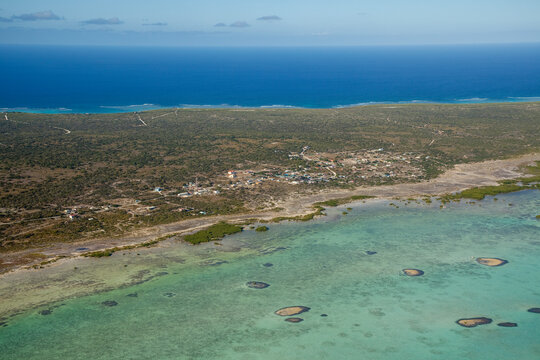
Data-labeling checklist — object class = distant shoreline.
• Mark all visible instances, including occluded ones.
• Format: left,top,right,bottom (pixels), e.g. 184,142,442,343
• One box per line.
2,98,540,114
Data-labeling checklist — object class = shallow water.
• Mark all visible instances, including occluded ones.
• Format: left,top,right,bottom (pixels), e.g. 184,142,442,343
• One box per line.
1,191,539,359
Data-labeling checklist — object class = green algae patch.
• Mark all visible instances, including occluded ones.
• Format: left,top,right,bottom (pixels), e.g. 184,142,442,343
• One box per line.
255,226,269,232
183,222,243,244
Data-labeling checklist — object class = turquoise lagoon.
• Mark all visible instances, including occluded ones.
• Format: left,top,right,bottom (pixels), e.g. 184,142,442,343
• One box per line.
0,191,539,359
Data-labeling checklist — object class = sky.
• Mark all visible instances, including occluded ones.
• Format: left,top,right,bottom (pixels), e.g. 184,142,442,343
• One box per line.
0,0,539,46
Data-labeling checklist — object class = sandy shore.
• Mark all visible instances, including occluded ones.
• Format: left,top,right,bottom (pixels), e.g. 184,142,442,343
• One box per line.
0,152,537,276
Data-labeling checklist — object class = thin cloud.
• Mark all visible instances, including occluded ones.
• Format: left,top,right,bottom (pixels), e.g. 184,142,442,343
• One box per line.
12,10,62,21
0,17,13,23
257,15,282,21
229,21,250,28
214,22,227,27
143,22,167,26
82,17,123,25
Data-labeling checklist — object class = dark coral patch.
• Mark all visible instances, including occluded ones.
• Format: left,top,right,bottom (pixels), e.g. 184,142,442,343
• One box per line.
126,293,138,297
527,308,540,313
263,263,274,267
402,269,424,276
246,281,270,289
101,300,118,307
476,258,508,267
285,317,304,323
456,317,492,328
365,251,377,255
163,292,176,298
38,309,52,316
275,306,310,316
497,322,518,327
321,314,328,317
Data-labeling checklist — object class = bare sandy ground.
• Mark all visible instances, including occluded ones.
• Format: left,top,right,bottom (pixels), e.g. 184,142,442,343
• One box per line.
0,152,537,275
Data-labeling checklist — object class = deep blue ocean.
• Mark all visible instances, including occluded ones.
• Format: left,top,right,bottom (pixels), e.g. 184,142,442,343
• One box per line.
1,44,540,113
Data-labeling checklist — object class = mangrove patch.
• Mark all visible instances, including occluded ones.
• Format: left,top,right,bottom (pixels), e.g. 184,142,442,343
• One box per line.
497,322,518,327
246,281,270,289
101,300,118,307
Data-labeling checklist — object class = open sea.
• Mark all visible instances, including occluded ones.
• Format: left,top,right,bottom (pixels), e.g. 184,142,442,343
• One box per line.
1,43,540,113
0,191,539,359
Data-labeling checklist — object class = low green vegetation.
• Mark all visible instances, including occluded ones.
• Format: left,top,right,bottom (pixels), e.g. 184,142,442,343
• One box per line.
255,226,269,232
84,249,116,258
441,162,540,202
265,205,325,223
451,184,525,200
82,234,176,258
315,195,374,207
183,222,243,244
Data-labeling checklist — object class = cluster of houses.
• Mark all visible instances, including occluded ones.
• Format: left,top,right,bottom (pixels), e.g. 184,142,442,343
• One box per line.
221,148,427,189
342,150,426,180
145,148,427,203
64,208,79,220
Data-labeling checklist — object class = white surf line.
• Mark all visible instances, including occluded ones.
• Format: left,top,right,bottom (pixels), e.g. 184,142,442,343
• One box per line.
136,113,148,126
3,113,7,121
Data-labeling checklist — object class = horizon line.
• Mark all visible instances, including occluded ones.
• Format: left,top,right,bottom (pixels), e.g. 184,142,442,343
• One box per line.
1,41,540,48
